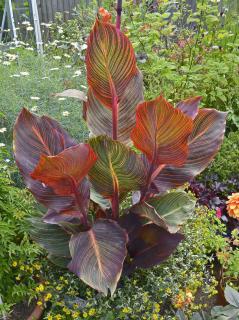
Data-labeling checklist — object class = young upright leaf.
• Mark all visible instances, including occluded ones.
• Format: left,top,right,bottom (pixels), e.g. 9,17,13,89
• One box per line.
86,19,138,109
85,72,143,145
88,136,146,199
152,109,227,192
131,96,193,167
31,144,97,195
68,219,128,295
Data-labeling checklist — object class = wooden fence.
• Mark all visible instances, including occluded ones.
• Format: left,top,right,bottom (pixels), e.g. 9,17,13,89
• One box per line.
13,0,81,24
36,0,81,23
10,0,239,25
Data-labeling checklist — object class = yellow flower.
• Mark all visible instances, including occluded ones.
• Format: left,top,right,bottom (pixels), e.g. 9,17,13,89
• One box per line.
63,307,71,315
16,275,20,281
44,293,52,301
37,301,43,306
47,315,53,320
83,312,88,318
89,308,96,316
34,264,41,270
165,288,172,294
72,312,80,319
36,284,44,292
86,290,92,297
152,314,159,320
12,261,18,267
56,285,62,291
122,307,131,314
154,303,160,312
55,315,62,320
227,193,239,220
20,265,25,271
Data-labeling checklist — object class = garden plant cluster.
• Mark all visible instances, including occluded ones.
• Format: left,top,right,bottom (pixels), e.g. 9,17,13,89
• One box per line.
0,0,238,319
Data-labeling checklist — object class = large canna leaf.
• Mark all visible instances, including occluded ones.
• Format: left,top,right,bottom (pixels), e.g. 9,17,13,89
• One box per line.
127,224,184,270
88,136,146,200
129,202,169,231
43,209,83,225
85,71,143,145
131,96,193,167
129,191,195,233
147,191,196,233
29,216,71,260
68,219,128,296
13,108,76,174
31,144,97,195
151,109,227,192
41,178,91,225
86,19,138,109
13,108,77,212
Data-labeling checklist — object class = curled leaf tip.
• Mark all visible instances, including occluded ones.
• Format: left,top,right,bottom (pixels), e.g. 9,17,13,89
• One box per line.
98,7,112,23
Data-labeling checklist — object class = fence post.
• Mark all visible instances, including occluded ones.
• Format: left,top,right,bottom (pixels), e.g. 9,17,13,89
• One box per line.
30,0,44,54
0,1,7,42
7,0,18,44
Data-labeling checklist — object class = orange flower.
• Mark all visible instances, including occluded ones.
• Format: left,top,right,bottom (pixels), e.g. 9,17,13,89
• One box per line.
173,289,194,309
98,8,112,23
227,193,239,220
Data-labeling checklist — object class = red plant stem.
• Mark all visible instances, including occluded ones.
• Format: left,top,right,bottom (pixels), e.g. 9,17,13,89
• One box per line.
140,162,165,202
112,191,119,220
116,0,122,30
27,304,44,320
71,179,89,227
140,162,155,202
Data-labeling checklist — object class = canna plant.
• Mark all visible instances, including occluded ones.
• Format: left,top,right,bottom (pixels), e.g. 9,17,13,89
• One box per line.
13,9,227,296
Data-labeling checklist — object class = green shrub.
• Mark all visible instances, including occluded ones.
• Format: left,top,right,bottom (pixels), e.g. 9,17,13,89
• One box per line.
200,131,239,181
0,148,41,312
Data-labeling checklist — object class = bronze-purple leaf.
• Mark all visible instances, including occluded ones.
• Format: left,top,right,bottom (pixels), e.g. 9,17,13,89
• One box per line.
127,224,184,270
176,96,202,120
13,108,77,212
68,219,128,296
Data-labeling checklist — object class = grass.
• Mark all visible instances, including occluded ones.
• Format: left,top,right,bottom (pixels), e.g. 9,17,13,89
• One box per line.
0,48,89,150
